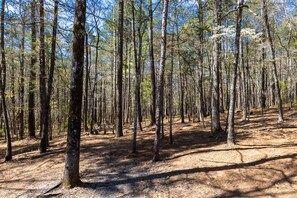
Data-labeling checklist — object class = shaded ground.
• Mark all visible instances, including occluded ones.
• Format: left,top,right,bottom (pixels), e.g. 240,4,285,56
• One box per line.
0,107,297,197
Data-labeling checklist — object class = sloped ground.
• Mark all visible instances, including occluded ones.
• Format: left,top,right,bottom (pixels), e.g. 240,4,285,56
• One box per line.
0,108,296,197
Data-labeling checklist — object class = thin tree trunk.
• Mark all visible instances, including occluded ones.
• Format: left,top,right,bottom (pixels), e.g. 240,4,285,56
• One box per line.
112,7,117,129
28,0,36,138
240,38,248,121
153,0,169,162
132,0,140,153
90,25,100,134
176,25,184,123
149,0,156,126
10,38,16,137
137,0,143,128
63,0,86,188
261,45,267,112
198,0,205,126
39,0,48,153
125,46,131,124
169,33,174,145
262,0,284,122
84,34,89,131
1,0,12,161
19,18,25,139
42,0,58,144
116,0,124,137
227,0,244,145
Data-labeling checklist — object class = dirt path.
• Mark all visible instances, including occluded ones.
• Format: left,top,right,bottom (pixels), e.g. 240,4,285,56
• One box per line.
0,108,297,197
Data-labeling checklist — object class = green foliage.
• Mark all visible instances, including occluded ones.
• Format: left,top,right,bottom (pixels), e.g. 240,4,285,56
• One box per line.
279,81,289,101
140,75,152,106
0,128,4,136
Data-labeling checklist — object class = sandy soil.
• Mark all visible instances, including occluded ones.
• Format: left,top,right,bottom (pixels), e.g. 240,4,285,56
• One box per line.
0,108,296,197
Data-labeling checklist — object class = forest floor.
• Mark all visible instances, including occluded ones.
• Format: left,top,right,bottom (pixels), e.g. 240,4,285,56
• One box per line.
0,107,297,198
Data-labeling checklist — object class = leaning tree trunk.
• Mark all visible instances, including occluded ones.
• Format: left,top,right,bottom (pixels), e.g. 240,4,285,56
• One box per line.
227,0,244,145
153,0,169,162
1,0,12,161
63,0,86,188
262,0,284,122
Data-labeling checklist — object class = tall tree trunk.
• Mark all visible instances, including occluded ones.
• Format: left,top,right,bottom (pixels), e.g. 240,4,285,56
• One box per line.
262,0,284,122
19,18,25,139
63,0,86,188
1,0,12,161
153,0,169,162
116,0,124,137
240,38,248,121
132,0,140,153
137,0,143,130
227,0,244,145
169,33,174,145
28,0,36,138
42,0,58,144
11,38,16,137
198,0,205,125
39,0,48,153
112,7,117,128
84,34,89,131
261,45,267,112
211,0,223,135
125,46,131,124
176,25,184,123
149,0,156,126
90,26,100,134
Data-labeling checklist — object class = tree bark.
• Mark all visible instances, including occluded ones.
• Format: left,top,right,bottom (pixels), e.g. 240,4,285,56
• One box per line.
153,0,169,162
261,45,267,111
39,0,48,153
211,0,223,135
240,38,248,121
169,33,174,145
84,34,89,131
28,0,37,138
149,0,156,126
41,0,58,144
198,0,205,125
262,0,284,122
1,0,12,161
116,0,124,137
63,0,86,188
10,37,16,137
137,0,143,130
19,17,25,139
227,0,244,145
132,0,140,153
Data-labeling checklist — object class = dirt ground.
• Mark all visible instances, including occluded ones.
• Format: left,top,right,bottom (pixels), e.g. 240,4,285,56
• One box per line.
0,107,297,198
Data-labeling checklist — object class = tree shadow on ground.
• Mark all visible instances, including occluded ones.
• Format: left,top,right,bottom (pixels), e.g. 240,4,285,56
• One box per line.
77,152,297,197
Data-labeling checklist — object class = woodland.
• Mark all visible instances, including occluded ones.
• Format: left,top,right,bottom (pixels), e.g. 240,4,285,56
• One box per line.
0,0,297,197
